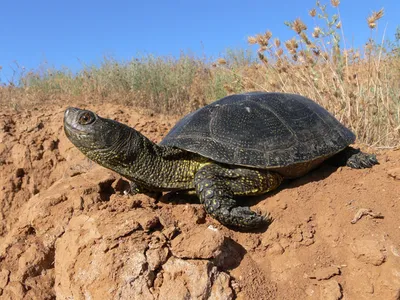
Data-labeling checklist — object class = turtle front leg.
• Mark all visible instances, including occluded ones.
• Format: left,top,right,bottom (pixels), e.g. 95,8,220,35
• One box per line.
194,164,283,229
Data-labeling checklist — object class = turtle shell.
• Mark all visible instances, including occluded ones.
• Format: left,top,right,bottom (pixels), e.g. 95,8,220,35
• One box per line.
160,92,355,169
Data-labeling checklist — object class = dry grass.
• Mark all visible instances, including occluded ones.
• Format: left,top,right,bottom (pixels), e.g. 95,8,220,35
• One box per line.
219,3,400,147
1,54,248,116
1,1,399,147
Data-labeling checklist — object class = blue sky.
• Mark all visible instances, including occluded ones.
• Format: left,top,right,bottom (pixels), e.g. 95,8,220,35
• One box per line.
1,0,398,84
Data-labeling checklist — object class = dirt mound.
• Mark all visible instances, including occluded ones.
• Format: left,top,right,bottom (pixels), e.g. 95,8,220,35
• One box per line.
0,103,399,299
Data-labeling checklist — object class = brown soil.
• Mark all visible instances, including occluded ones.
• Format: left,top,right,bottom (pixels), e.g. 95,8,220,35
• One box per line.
0,103,399,300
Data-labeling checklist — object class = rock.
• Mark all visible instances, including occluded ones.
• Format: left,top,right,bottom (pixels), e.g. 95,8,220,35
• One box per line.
43,139,58,151
158,257,233,300
11,143,29,168
267,242,285,255
146,247,169,271
302,238,315,246
345,269,374,299
351,239,386,266
210,272,234,300
279,238,290,249
305,286,315,297
0,143,7,156
319,280,342,300
54,212,156,300
16,242,51,281
171,226,225,259
391,245,400,257
311,266,340,280
387,168,400,180
292,232,303,242
182,204,206,225
2,281,25,300
375,257,400,299
23,270,55,299
162,226,179,240
0,269,10,289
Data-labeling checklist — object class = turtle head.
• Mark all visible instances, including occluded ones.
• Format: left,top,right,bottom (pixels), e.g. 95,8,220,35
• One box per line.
64,107,140,161
64,107,115,151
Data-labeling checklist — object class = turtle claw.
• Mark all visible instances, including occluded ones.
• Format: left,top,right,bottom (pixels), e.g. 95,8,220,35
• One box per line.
227,206,269,228
346,152,379,169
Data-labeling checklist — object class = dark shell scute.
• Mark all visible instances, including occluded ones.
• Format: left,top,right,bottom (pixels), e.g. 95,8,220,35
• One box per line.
160,92,355,168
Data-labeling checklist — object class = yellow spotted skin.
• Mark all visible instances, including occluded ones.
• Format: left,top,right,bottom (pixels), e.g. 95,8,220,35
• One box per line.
82,137,283,228
64,107,284,228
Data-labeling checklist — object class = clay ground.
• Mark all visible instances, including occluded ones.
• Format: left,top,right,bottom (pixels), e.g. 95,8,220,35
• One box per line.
0,102,399,300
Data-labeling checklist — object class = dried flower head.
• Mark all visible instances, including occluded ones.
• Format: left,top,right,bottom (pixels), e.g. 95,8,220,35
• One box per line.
274,38,281,48
259,46,268,52
285,38,299,54
331,0,340,8
258,52,268,65
256,34,269,47
275,48,283,57
264,30,272,41
248,36,257,45
306,53,314,65
343,49,349,59
312,27,321,38
336,21,342,29
300,32,312,45
312,49,320,56
217,58,227,65
292,18,307,34
299,50,314,64
277,59,288,73
367,8,384,29
309,9,316,17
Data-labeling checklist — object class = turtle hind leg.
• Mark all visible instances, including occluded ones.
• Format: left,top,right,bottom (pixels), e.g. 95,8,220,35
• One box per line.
329,146,379,169
346,150,378,169
194,164,282,229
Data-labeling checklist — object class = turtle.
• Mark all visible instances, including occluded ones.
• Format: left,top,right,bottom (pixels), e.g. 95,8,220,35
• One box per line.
64,92,378,229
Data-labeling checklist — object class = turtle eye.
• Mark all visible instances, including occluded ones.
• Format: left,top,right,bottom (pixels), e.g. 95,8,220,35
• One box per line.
78,111,95,125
